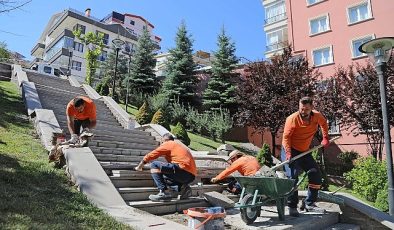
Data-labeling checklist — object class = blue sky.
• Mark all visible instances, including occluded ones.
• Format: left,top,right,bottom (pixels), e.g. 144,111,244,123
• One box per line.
0,0,266,61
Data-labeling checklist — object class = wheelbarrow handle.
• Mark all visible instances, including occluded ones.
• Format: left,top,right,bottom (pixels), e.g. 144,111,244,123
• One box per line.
270,136,341,172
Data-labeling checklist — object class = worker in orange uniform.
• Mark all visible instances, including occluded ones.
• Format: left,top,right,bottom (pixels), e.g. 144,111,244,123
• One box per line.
281,96,330,217
134,133,197,201
66,96,97,144
210,150,261,194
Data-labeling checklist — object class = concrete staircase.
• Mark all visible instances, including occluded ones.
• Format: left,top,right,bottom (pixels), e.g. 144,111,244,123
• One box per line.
26,72,225,215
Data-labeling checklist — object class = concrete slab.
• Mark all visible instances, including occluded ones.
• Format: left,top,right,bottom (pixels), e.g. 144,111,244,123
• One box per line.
34,109,62,150
64,147,188,229
204,191,235,208
22,82,42,116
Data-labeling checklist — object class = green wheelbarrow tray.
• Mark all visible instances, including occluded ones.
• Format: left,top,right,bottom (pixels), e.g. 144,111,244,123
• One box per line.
234,174,307,224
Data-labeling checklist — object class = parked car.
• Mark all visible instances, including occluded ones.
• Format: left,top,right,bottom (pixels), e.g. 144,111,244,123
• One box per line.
31,63,64,77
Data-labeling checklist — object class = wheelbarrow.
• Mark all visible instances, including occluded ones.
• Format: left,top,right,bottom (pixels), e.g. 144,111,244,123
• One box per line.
234,173,308,224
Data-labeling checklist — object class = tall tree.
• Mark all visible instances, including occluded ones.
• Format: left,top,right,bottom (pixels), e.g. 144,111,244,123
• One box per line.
202,28,239,113
161,22,199,106
0,41,10,61
73,30,104,86
315,61,394,160
98,46,128,100
125,28,158,95
235,46,319,154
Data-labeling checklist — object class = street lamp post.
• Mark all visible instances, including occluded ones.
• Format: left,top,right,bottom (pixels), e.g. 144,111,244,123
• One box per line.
67,49,73,77
125,54,132,112
111,38,125,99
359,37,394,215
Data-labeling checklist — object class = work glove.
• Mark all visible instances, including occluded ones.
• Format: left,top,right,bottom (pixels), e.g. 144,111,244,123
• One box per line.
211,178,219,183
69,134,79,144
321,137,330,148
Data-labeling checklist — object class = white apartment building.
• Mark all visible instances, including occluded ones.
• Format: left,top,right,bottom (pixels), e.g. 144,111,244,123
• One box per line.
262,0,288,58
31,8,161,82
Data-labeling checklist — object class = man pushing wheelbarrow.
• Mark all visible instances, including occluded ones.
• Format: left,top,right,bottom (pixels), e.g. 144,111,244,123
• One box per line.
234,96,341,224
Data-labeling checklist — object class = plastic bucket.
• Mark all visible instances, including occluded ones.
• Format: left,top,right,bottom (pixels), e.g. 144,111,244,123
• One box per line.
184,207,225,230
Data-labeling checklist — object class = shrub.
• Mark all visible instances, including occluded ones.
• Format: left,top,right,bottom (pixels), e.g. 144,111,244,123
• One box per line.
96,77,110,96
171,122,190,146
170,100,188,126
338,151,359,174
205,108,233,143
375,182,389,212
135,101,152,125
256,143,273,167
345,157,387,202
151,109,170,130
131,92,151,108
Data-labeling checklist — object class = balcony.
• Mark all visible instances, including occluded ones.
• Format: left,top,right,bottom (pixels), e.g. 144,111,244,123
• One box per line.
266,41,288,52
31,43,45,57
264,13,287,25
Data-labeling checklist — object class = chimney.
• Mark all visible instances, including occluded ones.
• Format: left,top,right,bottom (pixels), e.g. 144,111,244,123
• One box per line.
85,8,91,17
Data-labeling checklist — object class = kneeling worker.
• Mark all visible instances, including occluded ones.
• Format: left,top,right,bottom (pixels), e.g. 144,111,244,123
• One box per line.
134,133,197,201
211,150,261,194
66,96,97,144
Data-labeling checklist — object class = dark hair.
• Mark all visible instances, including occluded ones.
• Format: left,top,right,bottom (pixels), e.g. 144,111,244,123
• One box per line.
162,133,175,141
300,96,313,105
74,97,85,108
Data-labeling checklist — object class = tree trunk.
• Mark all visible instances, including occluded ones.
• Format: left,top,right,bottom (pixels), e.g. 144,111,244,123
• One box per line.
271,132,277,158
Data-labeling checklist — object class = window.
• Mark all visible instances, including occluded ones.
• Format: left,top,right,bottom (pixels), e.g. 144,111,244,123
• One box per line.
266,28,288,52
130,20,135,25
265,1,286,24
347,2,371,24
73,41,84,52
328,119,340,134
309,14,330,35
43,66,52,74
98,51,107,62
351,35,374,58
312,46,333,66
96,31,109,45
307,0,324,6
71,61,82,71
73,24,86,34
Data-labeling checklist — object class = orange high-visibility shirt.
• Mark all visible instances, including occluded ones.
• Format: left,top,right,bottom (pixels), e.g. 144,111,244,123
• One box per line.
143,140,197,176
66,96,96,120
282,110,329,154
215,155,261,181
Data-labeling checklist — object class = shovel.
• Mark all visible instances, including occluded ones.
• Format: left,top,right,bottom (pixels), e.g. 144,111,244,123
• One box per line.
270,136,341,172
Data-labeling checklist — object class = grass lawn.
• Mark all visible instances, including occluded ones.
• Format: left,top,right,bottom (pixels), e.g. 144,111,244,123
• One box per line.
118,102,139,117
328,184,376,207
0,81,132,229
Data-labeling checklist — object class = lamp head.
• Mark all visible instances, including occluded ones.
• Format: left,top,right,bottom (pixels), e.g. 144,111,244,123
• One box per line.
359,37,394,65
112,38,125,49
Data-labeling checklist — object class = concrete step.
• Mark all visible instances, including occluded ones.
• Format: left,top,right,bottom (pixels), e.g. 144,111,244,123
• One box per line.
90,140,157,150
95,153,144,162
93,134,157,145
94,129,151,138
90,147,150,156
118,184,226,201
112,178,155,187
56,114,120,125
57,119,122,129
324,223,360,230
101,161,139,171
128,198,209,215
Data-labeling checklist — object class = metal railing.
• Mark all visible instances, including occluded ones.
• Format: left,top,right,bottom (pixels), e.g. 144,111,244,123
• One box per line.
266,41,288,52
264,13,287,25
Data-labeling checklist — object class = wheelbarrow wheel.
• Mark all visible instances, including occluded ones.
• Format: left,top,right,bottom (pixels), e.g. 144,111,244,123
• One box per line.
240,193,261,224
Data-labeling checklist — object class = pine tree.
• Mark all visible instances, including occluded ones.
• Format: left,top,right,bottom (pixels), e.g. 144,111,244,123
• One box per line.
202,28,239,113
151,108,170,130
98,46,128,100
135,101,152,125
125,28,158,95
161,22,199,107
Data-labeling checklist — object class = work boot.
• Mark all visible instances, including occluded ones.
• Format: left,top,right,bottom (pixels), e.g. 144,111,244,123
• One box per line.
305,203,326,214
149,190,172,201
179,185,192,200
289,207,300,217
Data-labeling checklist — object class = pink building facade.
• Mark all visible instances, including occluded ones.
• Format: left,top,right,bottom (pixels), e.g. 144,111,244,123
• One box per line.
260,0,394,157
